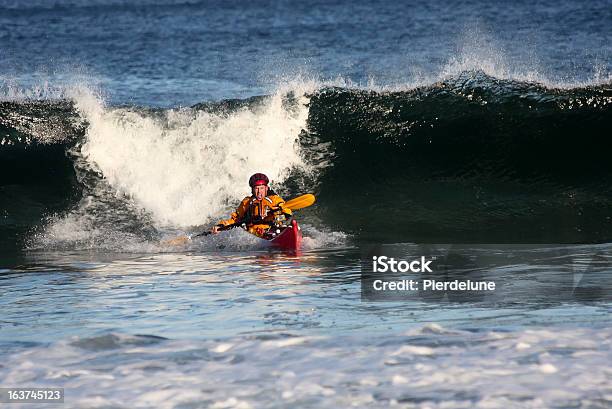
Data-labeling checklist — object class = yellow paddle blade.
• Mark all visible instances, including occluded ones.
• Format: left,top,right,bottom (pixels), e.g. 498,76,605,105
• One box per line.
161,235,190,246
284,194,316,211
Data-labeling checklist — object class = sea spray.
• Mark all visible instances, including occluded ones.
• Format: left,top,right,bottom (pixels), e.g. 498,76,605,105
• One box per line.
74,86,312,227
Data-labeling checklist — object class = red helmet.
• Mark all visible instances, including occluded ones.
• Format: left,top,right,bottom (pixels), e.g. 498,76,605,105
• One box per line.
248,173,269,187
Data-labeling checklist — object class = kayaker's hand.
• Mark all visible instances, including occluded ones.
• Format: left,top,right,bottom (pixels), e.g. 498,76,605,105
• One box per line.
278,204,292,216
211,225,221,234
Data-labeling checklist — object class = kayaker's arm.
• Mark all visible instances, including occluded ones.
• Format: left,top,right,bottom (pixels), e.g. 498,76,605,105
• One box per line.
212,197,250,234
201,223,238,237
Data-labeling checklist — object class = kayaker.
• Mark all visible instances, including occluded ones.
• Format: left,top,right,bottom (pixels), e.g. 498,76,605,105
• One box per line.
210,173,292,236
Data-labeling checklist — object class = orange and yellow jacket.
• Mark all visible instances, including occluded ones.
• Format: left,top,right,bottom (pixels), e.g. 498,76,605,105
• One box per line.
217,190,292,230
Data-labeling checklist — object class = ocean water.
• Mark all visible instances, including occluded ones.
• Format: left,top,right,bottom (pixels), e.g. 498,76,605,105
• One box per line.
1,0,611,407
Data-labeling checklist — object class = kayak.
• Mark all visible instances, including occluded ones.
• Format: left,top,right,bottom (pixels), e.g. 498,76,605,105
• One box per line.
256,219,302,251
271,219,302,250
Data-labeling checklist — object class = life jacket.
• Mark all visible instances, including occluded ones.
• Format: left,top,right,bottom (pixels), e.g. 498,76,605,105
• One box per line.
217,189,291,230
242,194,283,224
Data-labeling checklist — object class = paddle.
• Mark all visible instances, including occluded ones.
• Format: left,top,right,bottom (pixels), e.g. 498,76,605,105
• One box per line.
283,193,315,211
161,193,316,246
161,224,234,246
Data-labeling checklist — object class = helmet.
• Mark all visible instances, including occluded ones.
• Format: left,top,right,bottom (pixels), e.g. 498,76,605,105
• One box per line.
248,173,269,187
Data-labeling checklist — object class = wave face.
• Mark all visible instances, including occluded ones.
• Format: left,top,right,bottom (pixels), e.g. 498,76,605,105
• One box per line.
1,72,612,253
0,100,84,255
304,72,612,242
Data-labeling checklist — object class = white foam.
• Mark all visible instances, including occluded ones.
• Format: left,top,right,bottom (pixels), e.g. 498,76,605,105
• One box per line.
211,343,234,353
539,364,558,374
1,325,611,408
391,345,436,356
301,225,349,250
32,212,158,253
74,84,313,227
211,398,252,409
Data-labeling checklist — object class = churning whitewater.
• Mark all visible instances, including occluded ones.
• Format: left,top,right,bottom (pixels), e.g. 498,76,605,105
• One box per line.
18,81,334,251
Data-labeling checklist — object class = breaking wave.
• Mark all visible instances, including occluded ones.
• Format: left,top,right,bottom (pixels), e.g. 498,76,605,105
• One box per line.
1,71,611,250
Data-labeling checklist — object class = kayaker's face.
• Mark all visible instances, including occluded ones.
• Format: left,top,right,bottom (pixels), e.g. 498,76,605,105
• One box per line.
253,185,268,200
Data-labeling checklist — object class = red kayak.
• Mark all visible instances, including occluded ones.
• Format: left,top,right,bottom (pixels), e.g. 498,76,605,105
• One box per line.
259,219,302,250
